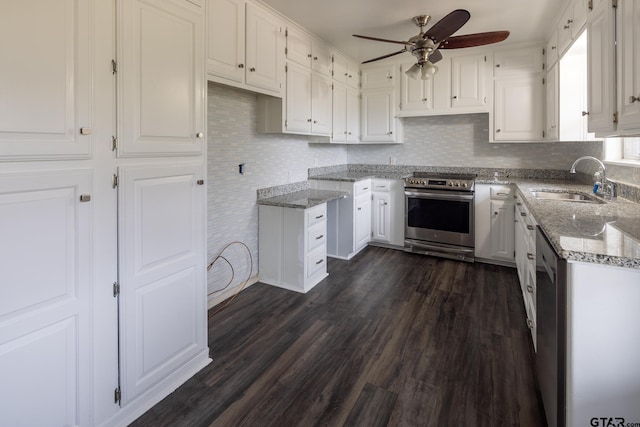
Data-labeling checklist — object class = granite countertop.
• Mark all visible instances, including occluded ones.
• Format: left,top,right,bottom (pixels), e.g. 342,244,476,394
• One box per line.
257,189,348,209
310,171,412,181
479,177,640,269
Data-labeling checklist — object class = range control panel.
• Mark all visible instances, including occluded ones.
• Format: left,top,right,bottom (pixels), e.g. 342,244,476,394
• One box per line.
404,176,475,191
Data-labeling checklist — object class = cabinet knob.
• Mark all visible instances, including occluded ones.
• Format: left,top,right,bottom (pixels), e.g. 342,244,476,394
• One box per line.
348,74,352,78
196,132,204,138
347,132,352,135
452,95,457,99
527,253,534,260
567,19,574,24
307,118,312,122
551,45,557,50
357,207,362,211
313,56,318,60
582,111,590,116
527,319,534,329
521,212,527,217
307,54,312,58
564,24,571,29
250,67,256,72
313,120,317,124
527,285,534,293
387,132,393,135
527,225,535,231
630,95,640,103
422,98,428,102
496,129,501,133
238,64,244,68
496,64,501,68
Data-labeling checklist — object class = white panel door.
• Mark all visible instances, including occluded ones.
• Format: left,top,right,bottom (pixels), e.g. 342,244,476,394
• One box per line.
546,64,560,141
286,25,312,67
372,192,390,243
451,54,487,109
311,73,332,135
361,89,395,142
346,88,360,142
332,83,347,142
207,0,245,83
617,0,640,132
355,193,372,251
286,63,312,133
118,164,206,404
587,0,616,134
118,0,204,156
401,64,434,112
494,75,543,141
0,0,91,160
0,170,91,427
490,200,515,261
245,3,282,94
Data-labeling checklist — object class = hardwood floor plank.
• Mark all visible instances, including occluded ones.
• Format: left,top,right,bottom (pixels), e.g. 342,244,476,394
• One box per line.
130,247,545,427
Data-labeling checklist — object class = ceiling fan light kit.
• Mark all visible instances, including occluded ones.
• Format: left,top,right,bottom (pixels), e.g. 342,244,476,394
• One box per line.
353,9,510,79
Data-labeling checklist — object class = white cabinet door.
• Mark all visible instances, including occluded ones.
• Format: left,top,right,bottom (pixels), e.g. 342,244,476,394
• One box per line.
494,75,544,141
490,200,515,261
285,25,312,67
361,65,396,89
207,0,244,83
372,192,391,243
286,63,312,133
0,171,92,427
494,46,543,75
587,0,617,134
118,0,204,157
0,0,91,160
311,41,333,77
311,73,332,135
451,53,487,109
546,64,560,141
546,29,560,69
118,164,207,404
332,83,348,142
361,88,395,142
245,2,282,94
400,63,434,112
346,88,361,142
617,0,640,132
355,193,372,251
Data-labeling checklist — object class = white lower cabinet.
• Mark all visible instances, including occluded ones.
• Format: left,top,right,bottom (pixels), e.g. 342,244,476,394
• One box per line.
370,179,405,247
310,179,371,259
515,191,537,349
474,184,516,263
258,203,328,293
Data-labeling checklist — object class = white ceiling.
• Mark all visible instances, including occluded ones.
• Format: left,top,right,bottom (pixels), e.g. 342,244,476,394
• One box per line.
259,0,567,63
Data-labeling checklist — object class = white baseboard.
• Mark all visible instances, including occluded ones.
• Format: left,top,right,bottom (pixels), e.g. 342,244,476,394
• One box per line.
207,276,259,309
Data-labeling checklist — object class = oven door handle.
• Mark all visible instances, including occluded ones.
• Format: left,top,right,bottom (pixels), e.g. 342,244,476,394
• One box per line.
404,191,474,201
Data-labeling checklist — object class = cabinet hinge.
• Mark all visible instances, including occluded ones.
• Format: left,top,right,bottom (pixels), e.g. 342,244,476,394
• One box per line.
612,0,617,8
542,78,545,85
285,28,288,37
542,48,545,56
114,387,121,405
112,174,118,189
542,130,545,138
484,55,487,62
111,136,117,151
613,112,618,123
285,47,288,55
111,59,117,74
285,64,288,73
113,282,120,297
542,62,545,70
588,0,593,10
284,120,288,128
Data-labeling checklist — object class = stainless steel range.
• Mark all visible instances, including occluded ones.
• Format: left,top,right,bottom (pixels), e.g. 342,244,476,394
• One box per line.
404,173,475,262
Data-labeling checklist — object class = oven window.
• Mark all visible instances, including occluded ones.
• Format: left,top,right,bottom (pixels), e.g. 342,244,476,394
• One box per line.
407,197,470,234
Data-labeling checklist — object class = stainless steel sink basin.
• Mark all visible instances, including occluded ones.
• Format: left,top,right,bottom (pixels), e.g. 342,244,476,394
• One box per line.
530,189,605,204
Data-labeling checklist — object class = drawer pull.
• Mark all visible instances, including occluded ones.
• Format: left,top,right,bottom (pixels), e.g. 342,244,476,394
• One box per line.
362,187,369,191
527,285,534,293
527,225,535,231
315,259,324,265
527,253,534,260
527,319,534,329
521,212,527,217
497,192,508,196
315,234,324,240
516,202,522,206
357,207,362,211
315,214,324,219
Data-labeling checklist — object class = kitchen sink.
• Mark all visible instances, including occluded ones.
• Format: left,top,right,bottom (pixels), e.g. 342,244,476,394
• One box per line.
530,189,605,204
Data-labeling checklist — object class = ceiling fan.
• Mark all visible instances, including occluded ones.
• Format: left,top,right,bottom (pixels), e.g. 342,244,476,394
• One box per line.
353,9,509,80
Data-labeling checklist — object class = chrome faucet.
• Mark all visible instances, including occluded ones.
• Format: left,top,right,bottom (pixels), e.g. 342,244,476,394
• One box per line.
569,156,616,200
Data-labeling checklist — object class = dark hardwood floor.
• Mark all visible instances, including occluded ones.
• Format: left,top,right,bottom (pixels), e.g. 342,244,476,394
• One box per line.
130,246,546,427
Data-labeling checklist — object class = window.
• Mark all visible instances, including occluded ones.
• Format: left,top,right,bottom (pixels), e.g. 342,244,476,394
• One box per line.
604,137,640,165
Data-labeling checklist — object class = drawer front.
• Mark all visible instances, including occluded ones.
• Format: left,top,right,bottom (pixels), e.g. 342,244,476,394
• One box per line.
306,203,327,228
307,221,326,252
306,245,326,278
490,185,515,200
354,179,372,197
371,179,390,192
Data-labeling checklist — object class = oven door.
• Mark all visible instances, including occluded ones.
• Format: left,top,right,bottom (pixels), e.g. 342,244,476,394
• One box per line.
404,189,474,247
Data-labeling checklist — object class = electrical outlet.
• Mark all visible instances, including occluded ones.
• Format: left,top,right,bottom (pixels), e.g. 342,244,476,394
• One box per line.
389,156,397,165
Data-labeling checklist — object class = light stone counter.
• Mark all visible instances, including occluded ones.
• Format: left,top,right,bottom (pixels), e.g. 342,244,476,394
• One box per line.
257,189,348,209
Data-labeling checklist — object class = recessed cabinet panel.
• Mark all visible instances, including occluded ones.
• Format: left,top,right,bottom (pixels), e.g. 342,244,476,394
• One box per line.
361,89,395,142
494,75,543,141
119,0,204,156
286,25,312,67
119,164,206,404
451,54,487,109
617,0,640,132
546,64,559,141
207,0,244,83
246,3,283,93
400,64,434,111
0,0,91,160
361,65,395,89
494,46,543,75
286,63,312,133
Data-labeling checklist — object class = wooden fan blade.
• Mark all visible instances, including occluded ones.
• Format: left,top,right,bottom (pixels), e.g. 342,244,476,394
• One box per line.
361,49,407,64
429,49,443,64
424,9,470,43
353,34,415,46
439,31,510,49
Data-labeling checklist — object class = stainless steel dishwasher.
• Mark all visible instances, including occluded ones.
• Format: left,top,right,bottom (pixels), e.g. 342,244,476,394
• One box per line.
536,227,567,427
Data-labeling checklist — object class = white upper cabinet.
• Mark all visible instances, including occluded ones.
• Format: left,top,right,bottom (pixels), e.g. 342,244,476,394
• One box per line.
545,63,560,141
494,46,543,75
311,73,332,134
586,0,617,134
207,0,244,84
616,0,640,132
361,88,396,142
285,26,332,77
0,0,91,160
558,0,589,55
208,0,283,96
546,28,559,69
118,0,204,157
285,63,312,133
331,83,360,143
245,2,284,94
311,41,333,77
332,52,360,89
361,65,396,89
400,63,434,112
494,75,544,141
451,53,488,110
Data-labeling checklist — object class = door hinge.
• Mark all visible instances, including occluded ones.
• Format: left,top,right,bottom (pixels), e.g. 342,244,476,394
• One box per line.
612,0,617,8
285,64,288,73
542,130,546,138
111,136,117,151
284,120,288,128
111,59,117,74
114,387,121,405
613,112,618,123
112,174,118,189
113,282,120,297
588,0,593,10
542,48,545,56
285,28,288,37
542,78,545,85
484,55,487,62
